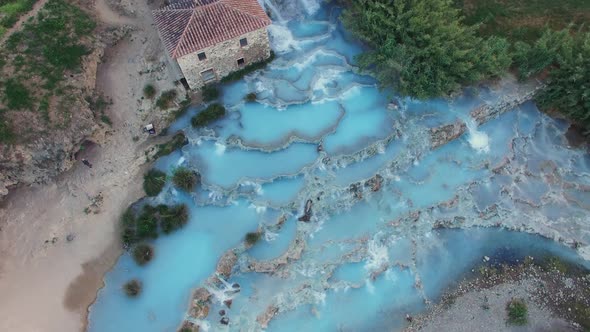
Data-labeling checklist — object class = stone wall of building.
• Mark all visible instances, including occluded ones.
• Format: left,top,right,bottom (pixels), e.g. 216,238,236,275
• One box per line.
176,28,271,90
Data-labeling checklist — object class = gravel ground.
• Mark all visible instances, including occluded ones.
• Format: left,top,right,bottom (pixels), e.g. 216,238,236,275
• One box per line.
406,279,574,332
405,258,590,332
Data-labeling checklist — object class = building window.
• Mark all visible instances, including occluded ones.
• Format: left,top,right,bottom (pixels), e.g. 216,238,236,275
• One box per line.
239,38,248,47
201,69,216,82
197,52,206,61
237,58,245,66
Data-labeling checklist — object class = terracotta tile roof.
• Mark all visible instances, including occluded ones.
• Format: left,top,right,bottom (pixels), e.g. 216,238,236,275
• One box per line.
153,0,271,59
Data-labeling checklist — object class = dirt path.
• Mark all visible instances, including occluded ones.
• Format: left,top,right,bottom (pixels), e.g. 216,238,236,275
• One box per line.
0,0,181,330
0,0,49,44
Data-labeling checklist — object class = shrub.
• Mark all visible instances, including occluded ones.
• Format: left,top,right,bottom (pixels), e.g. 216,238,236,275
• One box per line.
160,204,189,234
245,92,257,102
156,89,177,109
87,95,110,113
136,208,159,240
543,256,569,274
172,167,199,192
506,298,528,325
153,132,188,159
179,321,199,332
3,79,33,110
245,232,261,246
120,203,190,245
143,84,156,99
132,243,154,266
121,207,137,246
143,169,167,196
172,98,192,119
201,84,219,102
190,103,226,128
44,43,90,70
220,51,275,83
100,114,112,126
0,114,14,143
123,279,142,297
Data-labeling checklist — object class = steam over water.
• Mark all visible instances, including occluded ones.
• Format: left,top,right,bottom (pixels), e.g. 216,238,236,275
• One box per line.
88,2,590,331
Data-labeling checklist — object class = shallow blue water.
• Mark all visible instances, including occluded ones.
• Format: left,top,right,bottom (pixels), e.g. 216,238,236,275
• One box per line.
87,1,590,331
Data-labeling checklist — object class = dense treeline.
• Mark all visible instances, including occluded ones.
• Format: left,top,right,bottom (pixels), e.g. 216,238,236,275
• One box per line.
536,32,590,130
341,0,590,133
342,0,511,98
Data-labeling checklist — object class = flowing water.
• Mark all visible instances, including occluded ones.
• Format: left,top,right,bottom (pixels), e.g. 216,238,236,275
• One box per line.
88,2,590,331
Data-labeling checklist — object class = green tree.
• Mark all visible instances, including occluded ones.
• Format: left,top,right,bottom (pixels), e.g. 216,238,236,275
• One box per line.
512,28,573,80
172,167,200,192
537,32,590,132
342,0,511,98
474,36,512,78
132,243,154,266
143,169,167,197
159,204,189,234
123,279,142,297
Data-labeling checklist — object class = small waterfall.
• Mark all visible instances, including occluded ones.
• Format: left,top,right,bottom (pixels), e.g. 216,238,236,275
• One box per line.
449,103,491,154
214,142,226,155
267,24,299,54
465,117,490,153
299,0,320,15
259,0,285,23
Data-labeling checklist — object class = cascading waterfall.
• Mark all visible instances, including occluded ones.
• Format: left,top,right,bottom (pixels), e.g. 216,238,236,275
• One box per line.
87,2,590,332
465,117,490,153
259,0,285,23
299,0,321,15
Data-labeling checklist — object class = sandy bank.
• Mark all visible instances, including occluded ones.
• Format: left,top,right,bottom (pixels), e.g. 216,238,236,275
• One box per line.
0,0,182,330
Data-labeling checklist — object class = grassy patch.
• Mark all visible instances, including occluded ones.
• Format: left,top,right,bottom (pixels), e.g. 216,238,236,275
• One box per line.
571,301,590,330
460,0,590,42
153,132,188,159
172,167,199,192
132,243,154,266
245,231,261,246
220,51,275,83
0,0,39,36
155,89,177,109
506,298,528,325
542,256,570,274
190,103,226,128
201,84,219,102
2,79,32,110
123,279,142,297
143,169,167,196
0,0,95,143
143,84,156,99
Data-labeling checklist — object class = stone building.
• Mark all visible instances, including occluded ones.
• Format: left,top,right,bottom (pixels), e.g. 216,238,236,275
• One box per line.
153,0,272,90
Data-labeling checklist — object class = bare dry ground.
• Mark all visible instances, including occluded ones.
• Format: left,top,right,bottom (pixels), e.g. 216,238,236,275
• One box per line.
0,0,188,330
